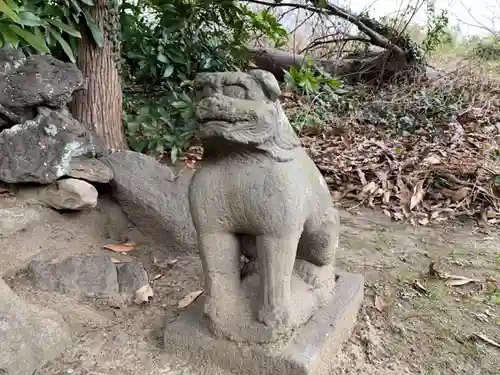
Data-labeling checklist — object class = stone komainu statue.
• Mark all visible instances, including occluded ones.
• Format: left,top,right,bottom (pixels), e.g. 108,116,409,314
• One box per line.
188,69,340,343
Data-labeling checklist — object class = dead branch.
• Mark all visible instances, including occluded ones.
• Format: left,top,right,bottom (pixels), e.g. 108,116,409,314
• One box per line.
299,35,371,54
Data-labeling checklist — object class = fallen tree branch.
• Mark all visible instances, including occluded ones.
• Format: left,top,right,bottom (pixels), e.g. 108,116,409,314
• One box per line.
299,35,371,54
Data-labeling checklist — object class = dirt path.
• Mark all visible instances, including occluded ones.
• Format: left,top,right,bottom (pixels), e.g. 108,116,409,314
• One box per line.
2,195,499,375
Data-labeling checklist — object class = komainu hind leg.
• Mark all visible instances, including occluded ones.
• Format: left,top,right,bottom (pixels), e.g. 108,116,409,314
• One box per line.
296,206,340,287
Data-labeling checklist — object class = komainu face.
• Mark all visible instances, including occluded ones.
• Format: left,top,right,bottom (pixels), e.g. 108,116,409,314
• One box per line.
193,70,300,161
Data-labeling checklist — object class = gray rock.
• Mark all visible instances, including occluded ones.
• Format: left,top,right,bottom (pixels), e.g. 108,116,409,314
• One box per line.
0,107,102,184
0,48,25,75
37,178,98,210
0,48,83,129
102,151,197,254
117,261,149,295
27,254,119,299
68,157,114,183
0,206,41,238
0,279,71,375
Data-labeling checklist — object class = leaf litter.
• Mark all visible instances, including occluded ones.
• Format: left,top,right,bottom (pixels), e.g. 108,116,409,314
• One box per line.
281,75,500,227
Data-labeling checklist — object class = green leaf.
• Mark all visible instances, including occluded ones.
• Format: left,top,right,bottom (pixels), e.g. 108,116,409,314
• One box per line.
49,28,76,63
171,100,187,110
171,145,179,163
157,53,168,63
9,24,49,53
0,24,19,46
46,18,81,38
69,0,82,14
83,10,104,47
0,0,21,23
18,11,43,26
3,0,18,12
163,65,174,78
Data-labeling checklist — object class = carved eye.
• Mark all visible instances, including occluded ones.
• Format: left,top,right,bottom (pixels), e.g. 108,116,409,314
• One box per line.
223,85,246,99
196,85,216,101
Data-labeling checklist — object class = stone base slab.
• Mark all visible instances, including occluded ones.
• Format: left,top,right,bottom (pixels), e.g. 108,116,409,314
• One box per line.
163,272,364,375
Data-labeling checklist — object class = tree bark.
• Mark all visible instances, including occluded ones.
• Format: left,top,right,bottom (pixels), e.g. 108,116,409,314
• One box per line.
70,0,128,150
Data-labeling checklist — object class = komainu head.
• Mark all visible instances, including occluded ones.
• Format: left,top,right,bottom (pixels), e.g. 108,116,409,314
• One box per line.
193,69,300,161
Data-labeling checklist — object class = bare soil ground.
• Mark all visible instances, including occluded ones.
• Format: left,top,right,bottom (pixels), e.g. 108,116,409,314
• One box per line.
2,193,499,375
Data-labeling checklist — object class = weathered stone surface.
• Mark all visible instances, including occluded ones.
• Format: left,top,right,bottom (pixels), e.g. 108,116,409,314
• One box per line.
0,48,83,129
0,107,102,184
0,206,41,238
68,157,114,183
27,254,119,299
188,70,341,343
0,279,71,375
117,261,149,295
37,178,98,210
102,150,197,254
164,273,364,375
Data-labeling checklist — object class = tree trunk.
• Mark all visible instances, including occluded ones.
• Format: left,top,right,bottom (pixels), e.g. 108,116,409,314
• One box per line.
70,0,128,150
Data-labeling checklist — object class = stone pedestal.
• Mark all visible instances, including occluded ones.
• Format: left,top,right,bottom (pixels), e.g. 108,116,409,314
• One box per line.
163,272,364,375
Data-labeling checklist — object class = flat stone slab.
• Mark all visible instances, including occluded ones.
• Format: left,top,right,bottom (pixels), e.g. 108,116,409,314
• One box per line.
163,272,364,375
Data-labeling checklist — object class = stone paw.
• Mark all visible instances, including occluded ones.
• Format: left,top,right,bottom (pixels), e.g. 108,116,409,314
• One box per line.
203,298,221,322
295,259,324,288
258,303,291,329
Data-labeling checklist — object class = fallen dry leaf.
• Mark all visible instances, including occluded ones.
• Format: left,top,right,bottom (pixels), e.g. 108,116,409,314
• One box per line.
331,191,342,201
412,280,428,294
473,333,500,349
0,187,13,196
102,242,137,253
444,276,480,287
451,187,470,203
185,159,197,169
429,263,480,286
178,290,203,309
374,295,387,312
133,284,154,304
185,152,202,160
151,272,164,281
110,257,133,264
360,181,377,197
423,155,441,165
410,180,425,210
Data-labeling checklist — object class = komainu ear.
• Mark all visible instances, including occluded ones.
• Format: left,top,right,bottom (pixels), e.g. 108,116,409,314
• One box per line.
248,69,281,101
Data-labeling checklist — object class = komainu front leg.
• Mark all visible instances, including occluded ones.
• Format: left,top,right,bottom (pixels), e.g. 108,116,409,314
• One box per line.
198,232,240,325
256,232,301,329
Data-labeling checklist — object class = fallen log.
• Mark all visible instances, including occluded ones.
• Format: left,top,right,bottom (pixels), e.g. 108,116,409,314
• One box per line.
247,47,426,84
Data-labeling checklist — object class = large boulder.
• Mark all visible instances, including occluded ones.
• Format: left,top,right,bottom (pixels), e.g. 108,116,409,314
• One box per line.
102,151,198,254
0,107,104,184
0,279,71,375
0,48,83,129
